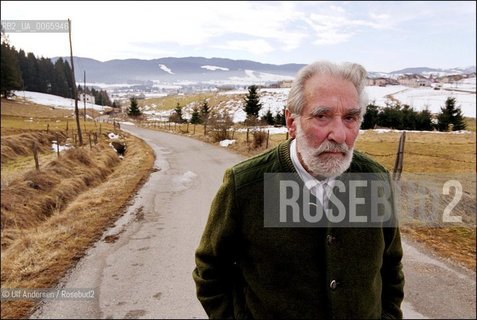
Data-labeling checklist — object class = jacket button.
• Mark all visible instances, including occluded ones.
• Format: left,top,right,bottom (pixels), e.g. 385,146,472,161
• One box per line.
330,280,338,290
327,234,336,245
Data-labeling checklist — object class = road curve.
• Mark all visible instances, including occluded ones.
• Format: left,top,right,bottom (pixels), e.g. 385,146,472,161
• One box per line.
31,124,475,319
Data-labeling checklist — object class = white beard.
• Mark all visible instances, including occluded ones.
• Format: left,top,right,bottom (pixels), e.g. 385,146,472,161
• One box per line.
295,120,354,178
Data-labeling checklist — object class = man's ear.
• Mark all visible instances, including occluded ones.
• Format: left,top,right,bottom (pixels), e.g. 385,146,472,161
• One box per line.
285,109,297,139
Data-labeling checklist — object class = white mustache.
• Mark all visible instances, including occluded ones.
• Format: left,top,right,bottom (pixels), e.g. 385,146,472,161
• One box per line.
315,141,349,155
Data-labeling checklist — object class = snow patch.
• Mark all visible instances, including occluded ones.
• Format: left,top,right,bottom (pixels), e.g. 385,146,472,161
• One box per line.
51,141,73,152
219,139,236,147
158,64,174,75
108,133,120,139
13,91,105,110
201,65,229,71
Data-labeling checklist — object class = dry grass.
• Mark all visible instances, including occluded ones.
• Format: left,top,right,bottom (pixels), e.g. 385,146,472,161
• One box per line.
401,226,475,269
1,131,68,163
139,92,245,111
1,98,73,118
1,143,120,247
1,100,155,319
1,98,107,137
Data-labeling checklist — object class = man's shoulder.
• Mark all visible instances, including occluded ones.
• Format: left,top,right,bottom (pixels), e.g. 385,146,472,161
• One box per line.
349,150,389,174
231,140,291,189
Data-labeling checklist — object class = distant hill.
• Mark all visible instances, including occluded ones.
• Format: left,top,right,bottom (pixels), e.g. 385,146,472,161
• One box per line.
51,56,475,85
51,56,305,84
390,66,476,76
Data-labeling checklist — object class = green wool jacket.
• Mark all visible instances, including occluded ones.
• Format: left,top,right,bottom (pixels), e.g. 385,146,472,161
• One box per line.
193,139,404,319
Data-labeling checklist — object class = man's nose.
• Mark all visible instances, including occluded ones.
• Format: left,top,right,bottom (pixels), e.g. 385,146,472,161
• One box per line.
327,117,347,144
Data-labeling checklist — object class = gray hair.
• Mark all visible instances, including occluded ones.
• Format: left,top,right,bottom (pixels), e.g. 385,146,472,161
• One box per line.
287,60,368,120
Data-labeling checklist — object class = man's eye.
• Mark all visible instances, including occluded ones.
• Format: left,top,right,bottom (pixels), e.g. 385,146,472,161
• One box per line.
344,116,358,122
314,114,328,119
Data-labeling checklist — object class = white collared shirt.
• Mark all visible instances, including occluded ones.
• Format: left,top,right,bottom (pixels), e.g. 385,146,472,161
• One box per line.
290,139,335,207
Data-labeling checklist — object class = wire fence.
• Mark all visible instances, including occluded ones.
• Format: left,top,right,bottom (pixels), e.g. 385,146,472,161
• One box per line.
134,120,476,176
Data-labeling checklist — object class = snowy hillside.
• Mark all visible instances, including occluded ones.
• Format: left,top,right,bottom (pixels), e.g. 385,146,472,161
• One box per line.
13,78,476,121
13,91,107,111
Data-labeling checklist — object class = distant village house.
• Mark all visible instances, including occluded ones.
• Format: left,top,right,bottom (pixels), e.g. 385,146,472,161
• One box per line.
397,74,433,87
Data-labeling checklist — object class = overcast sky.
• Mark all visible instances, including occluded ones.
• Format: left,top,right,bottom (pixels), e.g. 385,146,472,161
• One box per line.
1,1,475,72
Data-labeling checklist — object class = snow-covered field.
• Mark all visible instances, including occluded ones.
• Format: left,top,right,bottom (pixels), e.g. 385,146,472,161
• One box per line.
392,87,475,117
217,84,476,118
13,78,476,120
13,90,106,110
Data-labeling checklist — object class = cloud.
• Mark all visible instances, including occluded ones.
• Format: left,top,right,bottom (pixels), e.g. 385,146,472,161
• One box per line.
302,5,401,46
215,39,274,56
2,1,474,69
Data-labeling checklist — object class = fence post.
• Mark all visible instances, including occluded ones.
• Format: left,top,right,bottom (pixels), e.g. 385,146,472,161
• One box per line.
246,128,250,144
46,123,49,133
56,133,60,157
88,132,92,149
266,130,270,149
392,131,406,181
32,142,40,171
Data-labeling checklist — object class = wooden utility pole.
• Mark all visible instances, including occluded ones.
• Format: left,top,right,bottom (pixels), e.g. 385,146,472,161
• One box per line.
68,18,83,146
83,70,87,122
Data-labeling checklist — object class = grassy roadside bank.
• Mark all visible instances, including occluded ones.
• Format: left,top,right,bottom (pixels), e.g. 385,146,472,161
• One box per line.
1,99,155,319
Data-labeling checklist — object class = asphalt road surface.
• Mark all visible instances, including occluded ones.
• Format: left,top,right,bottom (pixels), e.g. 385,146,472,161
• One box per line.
31,124,476,319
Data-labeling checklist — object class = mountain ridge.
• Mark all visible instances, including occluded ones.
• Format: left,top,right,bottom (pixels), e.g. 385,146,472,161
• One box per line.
51,56,475,85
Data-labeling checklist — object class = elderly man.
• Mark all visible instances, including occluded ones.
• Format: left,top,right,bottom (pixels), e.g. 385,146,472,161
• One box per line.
193,60,405,319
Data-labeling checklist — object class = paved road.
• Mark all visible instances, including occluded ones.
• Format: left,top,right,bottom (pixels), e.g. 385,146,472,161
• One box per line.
32,124,476,319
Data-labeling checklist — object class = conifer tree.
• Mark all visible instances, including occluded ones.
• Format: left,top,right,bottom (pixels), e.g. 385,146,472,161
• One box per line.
274,107,286,126
264,109,275,125
38,57,54,93
361,103,379,129
437,97,466,131
415,108,433,131
0,42,23,97
170,102,184,123
190,106,202,124
200,99,210,124
243,85,262,123
53,58,69,98
128,96,141,117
